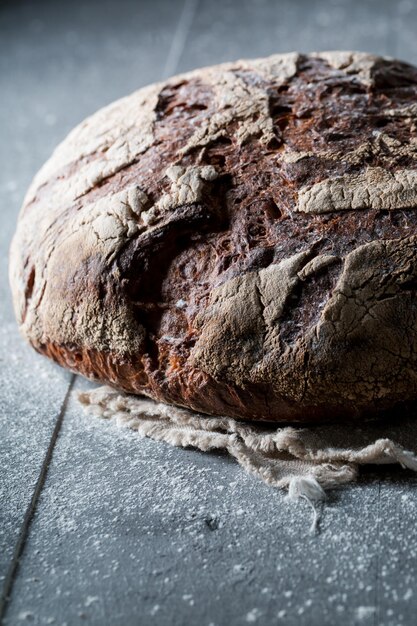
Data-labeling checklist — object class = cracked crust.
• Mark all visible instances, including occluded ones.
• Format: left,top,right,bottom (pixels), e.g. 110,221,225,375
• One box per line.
9,51,417,422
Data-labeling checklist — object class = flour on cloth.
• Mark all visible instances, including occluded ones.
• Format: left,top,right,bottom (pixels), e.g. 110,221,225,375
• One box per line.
79,386,417,531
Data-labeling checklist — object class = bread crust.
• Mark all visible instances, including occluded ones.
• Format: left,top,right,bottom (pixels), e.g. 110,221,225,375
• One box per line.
10,51,417,422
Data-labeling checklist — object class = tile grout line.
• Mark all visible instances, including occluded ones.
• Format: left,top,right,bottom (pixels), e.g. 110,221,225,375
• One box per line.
161,0,199,80
389,0,399,60
373,479,382,626
0,373,77,624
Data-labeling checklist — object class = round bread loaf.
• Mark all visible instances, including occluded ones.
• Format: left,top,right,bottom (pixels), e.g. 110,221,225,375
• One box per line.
10,51,417,423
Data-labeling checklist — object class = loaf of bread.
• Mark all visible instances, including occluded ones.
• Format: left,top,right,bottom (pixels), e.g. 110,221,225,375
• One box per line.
10,51,417,422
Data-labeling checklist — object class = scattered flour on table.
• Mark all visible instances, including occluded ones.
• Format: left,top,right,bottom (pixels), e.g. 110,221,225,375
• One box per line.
355,606,376,620
17,612,34,621
4,367,417,625
246,608,263,622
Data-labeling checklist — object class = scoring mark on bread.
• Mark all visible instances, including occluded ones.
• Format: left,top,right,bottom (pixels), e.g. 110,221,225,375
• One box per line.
141,165,218,225
297,255,339,280
23,83,162,210
297,167,417,214
80,185,150,262
180,55,299,154
312,51,379,86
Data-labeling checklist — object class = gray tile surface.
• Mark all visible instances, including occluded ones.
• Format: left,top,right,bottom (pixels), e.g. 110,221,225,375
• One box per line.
2,0,417,624
0,379,402,626
0,332,72,583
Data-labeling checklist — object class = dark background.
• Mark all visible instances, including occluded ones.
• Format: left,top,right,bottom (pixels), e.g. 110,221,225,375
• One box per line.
2,1,417,624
